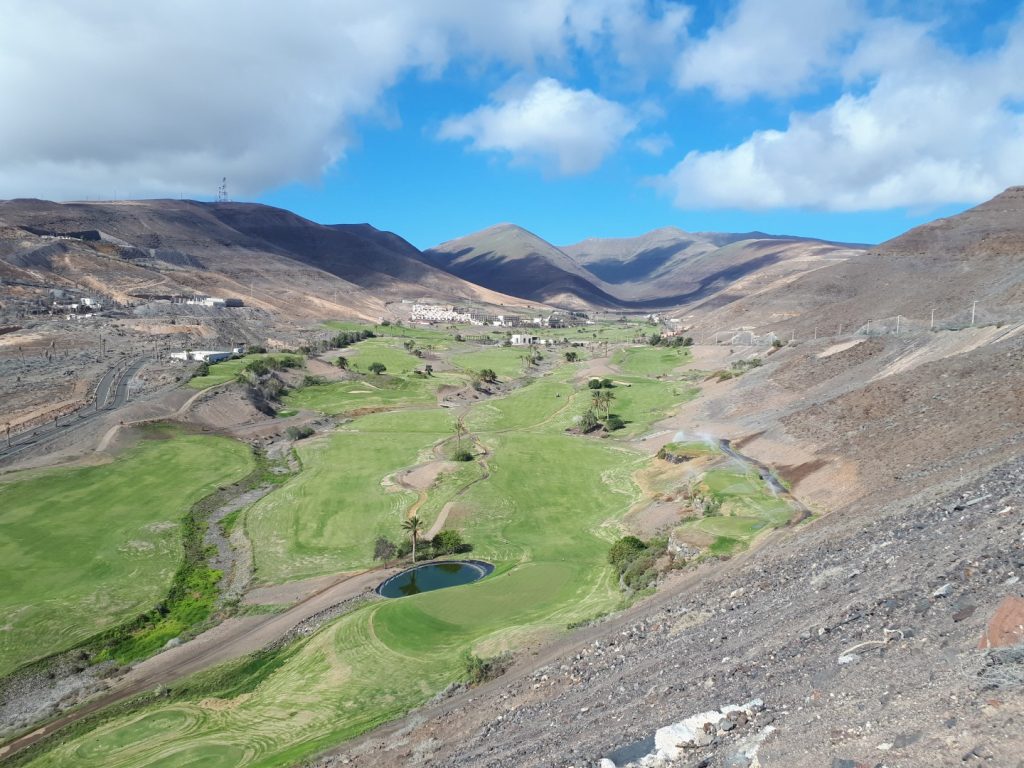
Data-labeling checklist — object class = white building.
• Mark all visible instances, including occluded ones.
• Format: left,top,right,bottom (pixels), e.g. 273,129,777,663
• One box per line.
510,334,538,346
170,346,246,363
409,303,474,324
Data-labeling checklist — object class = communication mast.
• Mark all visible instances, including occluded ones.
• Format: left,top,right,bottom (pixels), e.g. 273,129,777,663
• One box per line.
217,177,229,203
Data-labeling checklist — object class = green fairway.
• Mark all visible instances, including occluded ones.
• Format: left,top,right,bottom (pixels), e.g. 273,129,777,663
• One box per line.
187,354,304,389
451,345,535,380
466,371,576,433
0,432,253,675
283,373,462,415
246,409,459,583
612,346,692,377
27,402,644,768
345,338,425,375
568,321,646,342
323,320,456,345
602,377,698,437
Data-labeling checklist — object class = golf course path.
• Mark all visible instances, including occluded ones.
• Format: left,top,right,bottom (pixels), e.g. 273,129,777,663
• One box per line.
1,566,397,760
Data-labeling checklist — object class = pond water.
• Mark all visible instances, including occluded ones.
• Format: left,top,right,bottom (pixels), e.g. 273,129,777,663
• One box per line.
376,560,494,598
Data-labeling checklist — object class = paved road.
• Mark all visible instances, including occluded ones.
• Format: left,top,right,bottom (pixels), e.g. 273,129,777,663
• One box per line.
0,356,149,463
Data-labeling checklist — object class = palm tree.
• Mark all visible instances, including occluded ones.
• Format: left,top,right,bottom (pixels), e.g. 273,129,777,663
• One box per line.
402,515,423,562
454,415,467,453
591,390,615,419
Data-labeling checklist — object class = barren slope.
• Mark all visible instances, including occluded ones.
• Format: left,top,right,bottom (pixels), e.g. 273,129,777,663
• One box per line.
682,186,1024,336
0,199,532,322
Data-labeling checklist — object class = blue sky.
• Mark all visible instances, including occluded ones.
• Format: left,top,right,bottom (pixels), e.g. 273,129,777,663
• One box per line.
2,1,1023,249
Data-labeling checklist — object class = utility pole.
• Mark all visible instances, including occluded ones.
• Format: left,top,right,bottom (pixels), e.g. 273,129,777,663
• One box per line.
971,301,977,327
930,308,935,330
895,315,901,334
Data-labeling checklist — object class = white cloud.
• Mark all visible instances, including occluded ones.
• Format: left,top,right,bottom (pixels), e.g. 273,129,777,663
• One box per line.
636,133,674,156
568,0,692,85
0,0,665,200
676,0,863,100
439,78,638,175
661,14,1024,210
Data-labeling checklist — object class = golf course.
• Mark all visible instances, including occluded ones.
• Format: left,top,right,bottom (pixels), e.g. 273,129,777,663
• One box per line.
3,322,800,767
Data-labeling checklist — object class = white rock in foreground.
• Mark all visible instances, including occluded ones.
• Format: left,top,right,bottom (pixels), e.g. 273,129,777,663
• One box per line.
623,698,766,765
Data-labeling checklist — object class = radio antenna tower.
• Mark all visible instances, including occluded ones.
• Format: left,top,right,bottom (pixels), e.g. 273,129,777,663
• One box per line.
217,177,229,203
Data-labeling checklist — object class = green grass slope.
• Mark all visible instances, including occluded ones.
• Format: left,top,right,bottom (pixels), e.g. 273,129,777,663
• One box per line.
0,432,253,675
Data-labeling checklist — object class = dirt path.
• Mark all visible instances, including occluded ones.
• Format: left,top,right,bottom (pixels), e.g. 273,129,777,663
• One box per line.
0,566,395,760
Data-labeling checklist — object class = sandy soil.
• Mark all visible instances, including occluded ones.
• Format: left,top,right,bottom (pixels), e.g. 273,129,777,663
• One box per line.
397,460,456,492
243,573,353,606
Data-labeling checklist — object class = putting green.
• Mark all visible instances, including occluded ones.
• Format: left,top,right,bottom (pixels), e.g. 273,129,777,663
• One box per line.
0,431,253,675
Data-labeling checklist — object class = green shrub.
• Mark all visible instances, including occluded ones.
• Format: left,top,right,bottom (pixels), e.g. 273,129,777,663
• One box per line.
432,529,468,554
608,536,647,572
605,415,625,431
461,649,510,685
285,425,314,440
452,449,474,462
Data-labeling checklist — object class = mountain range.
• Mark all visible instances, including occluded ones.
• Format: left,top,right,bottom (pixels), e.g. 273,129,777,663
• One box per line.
2,188,1024,332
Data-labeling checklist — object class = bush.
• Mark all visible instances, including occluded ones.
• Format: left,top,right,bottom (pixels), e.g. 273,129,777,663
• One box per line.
285,425,314,440
452,449,474,462
461,649,510,685
245,358,270,376
368,362,387,375
608,536,647,572
192,362,209,378
432,529,468,555
587,378,603,389
373,537,397,565
301,375,326,388
605,415,625,431
579,409,600,433
621,553,657,591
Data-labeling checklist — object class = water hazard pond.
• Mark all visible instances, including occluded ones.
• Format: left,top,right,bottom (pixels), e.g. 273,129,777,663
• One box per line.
376,560,495,598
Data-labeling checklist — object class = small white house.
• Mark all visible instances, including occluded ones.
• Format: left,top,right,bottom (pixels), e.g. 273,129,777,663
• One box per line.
510,334,538,346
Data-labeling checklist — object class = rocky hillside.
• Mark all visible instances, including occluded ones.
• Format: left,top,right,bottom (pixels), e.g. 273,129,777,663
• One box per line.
682,187,1024,337
0,199,531,321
